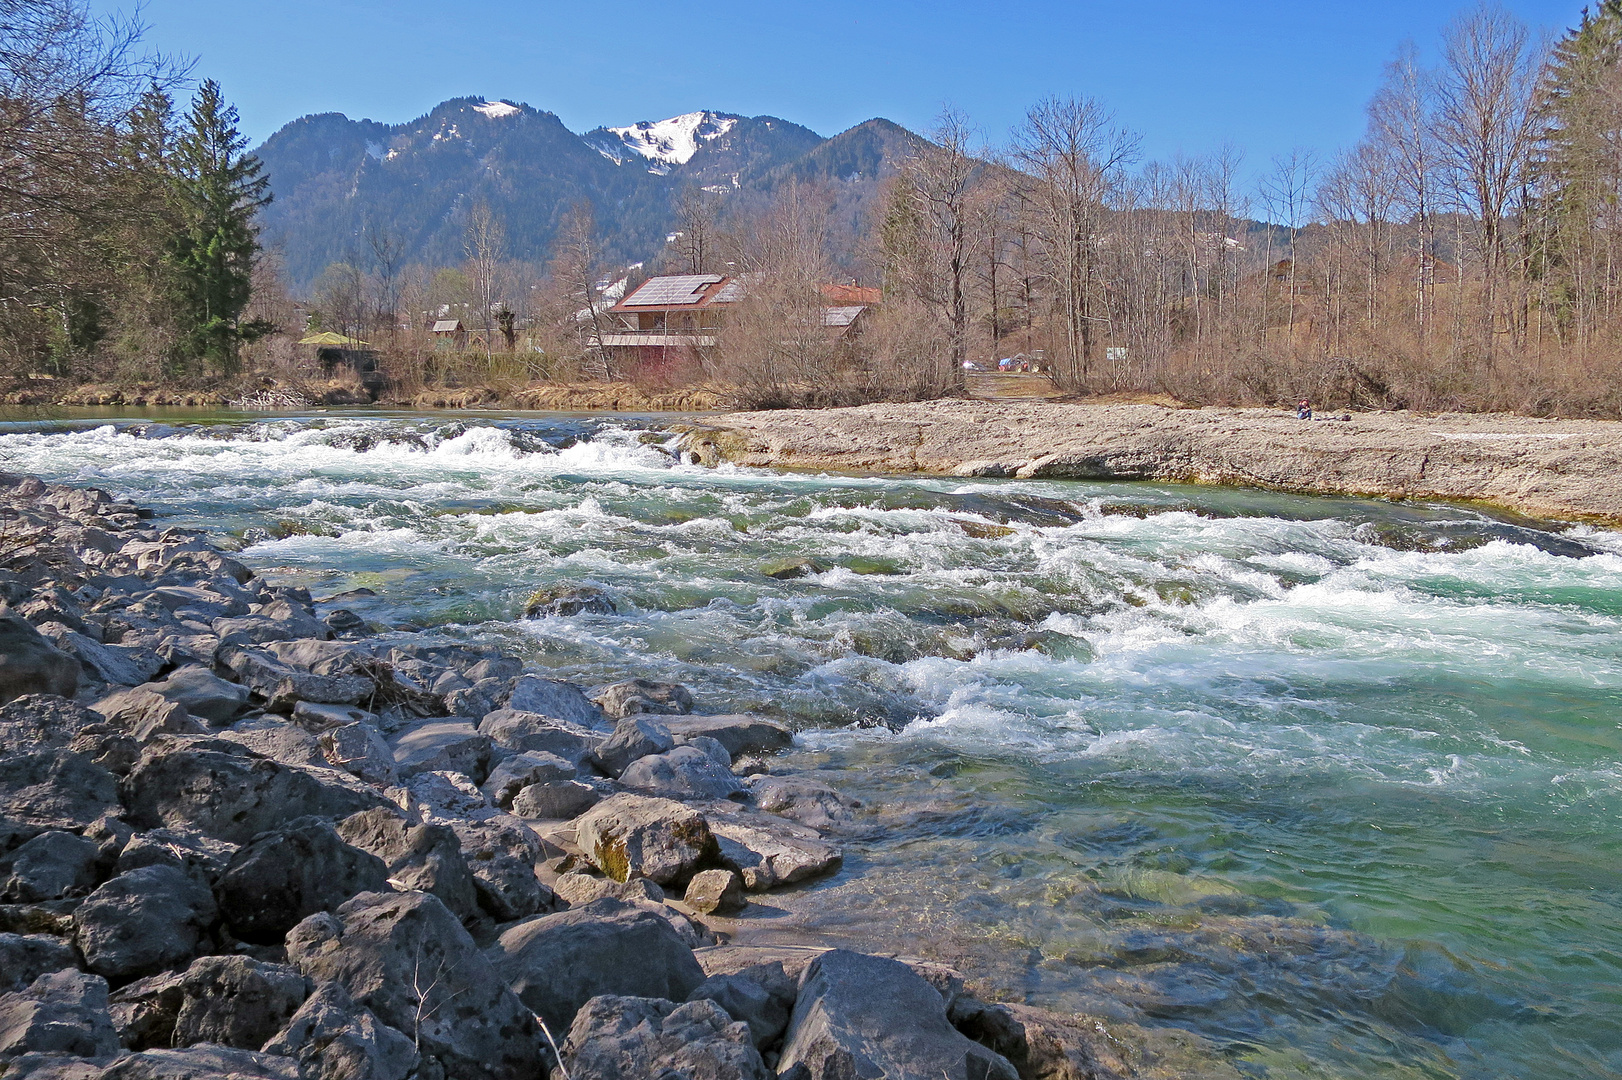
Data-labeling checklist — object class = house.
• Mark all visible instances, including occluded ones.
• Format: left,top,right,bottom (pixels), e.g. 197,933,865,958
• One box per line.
602,274,743,368
601,275,877,369
431,319,467,350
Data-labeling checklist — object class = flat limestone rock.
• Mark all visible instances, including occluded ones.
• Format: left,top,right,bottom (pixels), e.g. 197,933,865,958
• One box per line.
663,715,792,758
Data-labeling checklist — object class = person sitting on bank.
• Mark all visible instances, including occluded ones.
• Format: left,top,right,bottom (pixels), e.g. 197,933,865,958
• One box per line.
1297,399,1313,420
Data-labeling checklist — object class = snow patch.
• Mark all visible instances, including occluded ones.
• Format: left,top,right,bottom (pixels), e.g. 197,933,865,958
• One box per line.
585,111,738,174
473,100,521,119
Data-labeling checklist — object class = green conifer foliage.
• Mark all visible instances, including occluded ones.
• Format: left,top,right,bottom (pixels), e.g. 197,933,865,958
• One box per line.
168,80,273,375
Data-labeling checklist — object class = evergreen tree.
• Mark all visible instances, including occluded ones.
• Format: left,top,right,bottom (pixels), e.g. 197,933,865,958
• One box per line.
168,80,273,375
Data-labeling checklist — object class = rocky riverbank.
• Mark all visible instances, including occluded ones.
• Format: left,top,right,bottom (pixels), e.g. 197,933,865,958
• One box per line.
0,473,1161,1080
680,400,1622,525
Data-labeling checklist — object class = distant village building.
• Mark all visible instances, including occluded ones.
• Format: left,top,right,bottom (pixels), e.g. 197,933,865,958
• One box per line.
431,319,467,350
601,275,876,369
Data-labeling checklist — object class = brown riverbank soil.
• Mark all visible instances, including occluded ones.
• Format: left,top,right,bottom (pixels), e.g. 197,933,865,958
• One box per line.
680,399,1622,525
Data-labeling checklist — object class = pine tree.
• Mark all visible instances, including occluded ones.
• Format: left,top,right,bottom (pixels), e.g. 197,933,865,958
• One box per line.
168,80,273,375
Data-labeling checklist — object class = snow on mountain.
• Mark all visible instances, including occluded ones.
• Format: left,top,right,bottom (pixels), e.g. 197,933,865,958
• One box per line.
473,100,522,119
585,111,738,174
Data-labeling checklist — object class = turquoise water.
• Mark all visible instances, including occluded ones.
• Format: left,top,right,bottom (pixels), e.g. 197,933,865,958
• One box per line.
3,412,1619,1079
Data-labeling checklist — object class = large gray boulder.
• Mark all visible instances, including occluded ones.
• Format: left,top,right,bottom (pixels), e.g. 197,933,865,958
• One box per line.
284,890,545,1080
494,897,707,1036
216,717,327,768
504,676,603,727
707,807,843,892
777,950,1019,1080
620,745,747,801
686,962,797,1050
0,695,101,753
664,715,792,758
0,969,120,1062
0,830,102,902
0,748,120,829
476,710,599,766
171,955,309,1050
216,818,390,944
318,722,396,784
0,933,78,994
114,828,236,887
134,666,249,725
509,780,600,821
335,809,480,926
121,738,388,844
0,617,78,703
591,715,673,777
389,721,494,783
574,794,719,886
74,865,218,982
481,751,575,809
589,679,693,719
107,971,186,1051
48,630,162,688
449,818,556,922
91,689,205,741
262,982,419,1080
562,995,769,1080
99,1045,302,1080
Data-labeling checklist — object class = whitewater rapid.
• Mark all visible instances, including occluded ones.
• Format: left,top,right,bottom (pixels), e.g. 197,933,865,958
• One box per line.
3,412,1618,1080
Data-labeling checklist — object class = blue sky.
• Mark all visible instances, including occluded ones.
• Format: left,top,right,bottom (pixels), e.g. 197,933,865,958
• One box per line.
108,0,1581,169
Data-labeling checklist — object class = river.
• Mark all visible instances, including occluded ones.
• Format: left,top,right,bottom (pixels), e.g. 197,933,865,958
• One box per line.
2,410,1618,1080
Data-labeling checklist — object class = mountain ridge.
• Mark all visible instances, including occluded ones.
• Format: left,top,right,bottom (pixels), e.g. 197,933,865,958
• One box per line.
253,98,920,289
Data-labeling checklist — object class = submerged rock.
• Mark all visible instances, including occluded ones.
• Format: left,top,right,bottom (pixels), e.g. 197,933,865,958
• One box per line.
522,585,615,619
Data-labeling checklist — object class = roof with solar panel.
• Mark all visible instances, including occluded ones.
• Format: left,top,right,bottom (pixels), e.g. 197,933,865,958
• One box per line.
611,274,737,312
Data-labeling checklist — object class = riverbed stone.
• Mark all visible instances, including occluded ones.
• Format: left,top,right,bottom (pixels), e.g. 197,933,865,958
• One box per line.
0,748,120,829
171,956,309,1050
705,807,842,892
449,818,557,922
777,950,1019,1080
261,981,419,1080
389,721,494,783
620,745,747,801
0,830,101,902
91,689,205,741
318,721,397,784
0,933,78,993
114,828,236,887
591,715,674,777
481,751,575,808
0,618,79,703
217,817,389,944
509,780,600,821
98,1045,302,1080
685,961,798,1050
121,738,388,844
663,715,793,758
684,868,746,916
574,794,719,886
562,995,769,1080
477,709,599,765
589,678,694,719
0,969,120,1062
334,809,480,926
133,666,248,725
74,865,217,983
284,890,545,1080
504,675,603,727
0,695,101,753
744,774,858,830
522,585,615,619
495,897,708,1036
106,971,186,1050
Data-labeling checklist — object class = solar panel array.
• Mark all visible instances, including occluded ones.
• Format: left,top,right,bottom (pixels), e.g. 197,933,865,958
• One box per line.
622,275,724,306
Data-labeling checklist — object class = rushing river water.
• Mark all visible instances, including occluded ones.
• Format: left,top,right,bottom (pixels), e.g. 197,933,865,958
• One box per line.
2,410,1619,1080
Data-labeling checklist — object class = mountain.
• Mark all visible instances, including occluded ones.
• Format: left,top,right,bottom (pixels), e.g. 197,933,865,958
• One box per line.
252,99,920,289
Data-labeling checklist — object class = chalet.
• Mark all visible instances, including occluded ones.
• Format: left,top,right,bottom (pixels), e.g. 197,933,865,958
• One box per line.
602,275,876,368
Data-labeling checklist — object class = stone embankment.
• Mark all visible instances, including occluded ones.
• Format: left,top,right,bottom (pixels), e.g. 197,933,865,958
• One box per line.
0,474,1128,1080
680,400,1622,525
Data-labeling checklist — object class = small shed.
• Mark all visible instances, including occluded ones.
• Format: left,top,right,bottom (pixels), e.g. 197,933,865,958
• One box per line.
298,332,383,398
431,319,468,350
